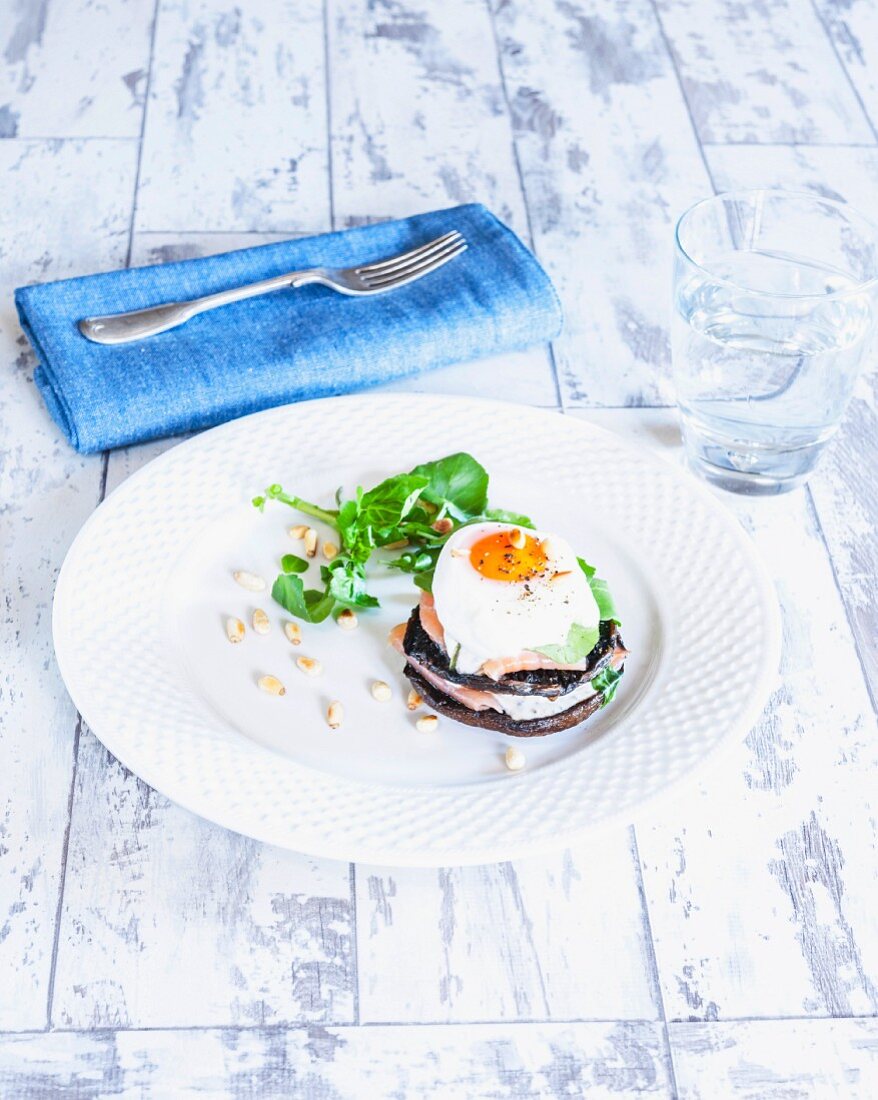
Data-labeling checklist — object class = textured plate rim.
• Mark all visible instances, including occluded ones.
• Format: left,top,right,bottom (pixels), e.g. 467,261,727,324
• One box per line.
52,395,782,866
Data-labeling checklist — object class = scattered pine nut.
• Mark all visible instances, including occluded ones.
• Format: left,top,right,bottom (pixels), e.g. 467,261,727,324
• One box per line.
431,517,453,535
450,547,468,558
327,701,344,729
303,528,319,558
509,527,526,550
337,608,358,631
407,688,423,711
258,675,286,696
233,570,265,591
384,538,409,551
288,524,309,540
296,655,323,676
416,714,439,733
252,608,270,635
284,621,302,645
323,541,339,561
505,745,526,772
371,680,392,702
226,617,245,643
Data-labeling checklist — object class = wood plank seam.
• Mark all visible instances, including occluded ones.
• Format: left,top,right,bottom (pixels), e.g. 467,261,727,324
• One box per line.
631,827,681,1099
648,0,719,194
483,0,563,410
42,718,83,1030
805,488,878,722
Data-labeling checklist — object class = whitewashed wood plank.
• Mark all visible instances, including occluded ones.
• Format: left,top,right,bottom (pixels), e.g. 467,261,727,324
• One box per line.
0,139,136,1029
357,830,657,1023
52,727,356,1029
0,0,154,138
0,1021,673,1098
671,1018,878,1099
654,0,873,143
326,0,558,403
327,0,526,230
571,409,878,1021
131,232,559,405
491,0,711,407
703,143,878,710
136,0,329,232
814,0,878,136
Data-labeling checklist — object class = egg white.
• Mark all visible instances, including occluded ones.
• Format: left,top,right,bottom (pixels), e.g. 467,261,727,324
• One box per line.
430,522,599,674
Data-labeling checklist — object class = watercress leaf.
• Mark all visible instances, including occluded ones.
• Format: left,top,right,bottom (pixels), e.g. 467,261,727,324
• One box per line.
590,665,623,706
252,495,266,511
281,553,309,574
410,453,488,519
532,622,600,664
325,558,380,609
271,574,335,623
358,474,428,533
588,575,618,622
483,507,535,529
577,556,596,579
414,571,433,593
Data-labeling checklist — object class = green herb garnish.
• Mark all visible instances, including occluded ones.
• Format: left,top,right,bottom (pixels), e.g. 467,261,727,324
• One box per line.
590,665,623,706
255,453,534,623
532,622,601,664
578,557,619,623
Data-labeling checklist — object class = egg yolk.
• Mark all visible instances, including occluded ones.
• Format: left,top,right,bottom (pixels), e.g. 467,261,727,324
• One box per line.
469,530,549,582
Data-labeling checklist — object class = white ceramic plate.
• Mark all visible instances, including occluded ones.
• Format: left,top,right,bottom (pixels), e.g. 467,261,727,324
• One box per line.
53,395,780,865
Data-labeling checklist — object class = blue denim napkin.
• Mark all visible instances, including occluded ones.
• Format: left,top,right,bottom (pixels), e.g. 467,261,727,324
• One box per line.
15,204,562,453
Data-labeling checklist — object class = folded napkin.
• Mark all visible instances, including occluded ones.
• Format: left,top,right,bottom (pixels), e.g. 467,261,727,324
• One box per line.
15,203,562,453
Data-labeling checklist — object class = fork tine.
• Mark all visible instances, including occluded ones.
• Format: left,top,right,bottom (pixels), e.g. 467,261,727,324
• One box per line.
362,241,468,289
355,230,462,276
360,239,467,288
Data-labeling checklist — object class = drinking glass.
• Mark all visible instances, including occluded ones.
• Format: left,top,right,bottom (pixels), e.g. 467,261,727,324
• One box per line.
672,189,878,494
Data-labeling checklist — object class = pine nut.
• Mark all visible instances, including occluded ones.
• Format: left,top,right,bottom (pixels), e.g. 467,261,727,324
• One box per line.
233,570,265,591
288,524,309,540
323,541,339,561
509,527,526,550
303,528,318,558
406,688,423,711
431,517,453,534
371,680,392,702
384,538,409,551
284,621,302,645
252,608,270,635
416,714,438,733
258,675,286,696
296,656,323,676
226,617,245,643
505,745,526,771
336,608,358,631
450,548,468,558
327,701,344,729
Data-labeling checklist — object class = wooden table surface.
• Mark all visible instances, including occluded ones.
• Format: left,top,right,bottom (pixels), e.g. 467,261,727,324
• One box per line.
2,0,878,1096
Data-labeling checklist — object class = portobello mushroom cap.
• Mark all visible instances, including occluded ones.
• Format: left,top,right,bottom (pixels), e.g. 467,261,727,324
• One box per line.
404,665,621,737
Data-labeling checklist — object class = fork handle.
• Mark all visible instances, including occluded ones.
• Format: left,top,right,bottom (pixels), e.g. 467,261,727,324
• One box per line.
78,269,321,345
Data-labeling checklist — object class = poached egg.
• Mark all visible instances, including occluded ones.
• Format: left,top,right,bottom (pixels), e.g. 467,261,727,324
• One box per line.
430,522,599,674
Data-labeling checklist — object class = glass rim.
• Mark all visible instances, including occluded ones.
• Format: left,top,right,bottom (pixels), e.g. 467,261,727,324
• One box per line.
674,187,878,301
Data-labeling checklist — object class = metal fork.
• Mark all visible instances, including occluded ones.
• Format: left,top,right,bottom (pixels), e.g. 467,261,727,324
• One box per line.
78,230,468,346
